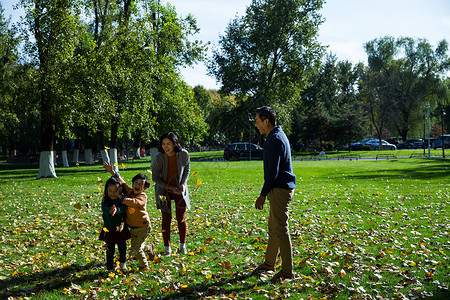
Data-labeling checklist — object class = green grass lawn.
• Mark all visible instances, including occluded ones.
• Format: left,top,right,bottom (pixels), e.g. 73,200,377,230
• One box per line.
0,158,449,299
189,148,446,161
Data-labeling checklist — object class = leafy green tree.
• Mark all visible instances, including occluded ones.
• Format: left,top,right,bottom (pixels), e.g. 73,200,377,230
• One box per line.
194,89,239,145
359,66,391,144
145,2,207,147
295,55,365,150
0,4,21,156
303,102,329,150
193,85,212,119
152,77,207,145
329,104,368,151
208,0,325,132
330,60,367,150
362,36,450,142
19,0,82,178
76,0,207,166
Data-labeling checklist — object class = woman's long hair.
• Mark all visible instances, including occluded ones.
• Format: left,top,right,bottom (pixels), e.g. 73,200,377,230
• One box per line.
158,132,182,153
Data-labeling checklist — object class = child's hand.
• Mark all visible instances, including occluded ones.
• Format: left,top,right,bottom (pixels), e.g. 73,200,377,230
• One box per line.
103,162,114,176
109,205,117,216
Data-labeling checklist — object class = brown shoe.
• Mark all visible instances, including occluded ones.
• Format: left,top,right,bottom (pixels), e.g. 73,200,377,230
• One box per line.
252,262,275,275
140,266,149,272
144,243,155,261
270,270,294,283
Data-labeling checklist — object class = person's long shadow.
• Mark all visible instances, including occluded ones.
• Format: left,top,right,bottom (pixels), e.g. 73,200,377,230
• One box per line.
0,262,103,298
158,270,276,299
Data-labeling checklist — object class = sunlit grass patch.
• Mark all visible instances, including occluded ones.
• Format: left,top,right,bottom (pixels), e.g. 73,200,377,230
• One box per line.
0,158,448,299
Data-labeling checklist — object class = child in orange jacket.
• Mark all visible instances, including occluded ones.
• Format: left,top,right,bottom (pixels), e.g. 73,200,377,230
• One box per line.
104,162,154,271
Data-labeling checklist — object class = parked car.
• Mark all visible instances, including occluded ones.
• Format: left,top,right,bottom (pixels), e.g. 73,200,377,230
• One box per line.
398,139,424,149
223,142,264,160
422,137,436,148
386,137,401,146
350,142,371,151
363,139,397,150
432,134,450,149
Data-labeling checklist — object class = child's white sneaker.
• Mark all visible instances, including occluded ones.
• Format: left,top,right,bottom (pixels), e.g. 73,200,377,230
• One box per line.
119,262,127,273
164,246,172,256
180,245,187,254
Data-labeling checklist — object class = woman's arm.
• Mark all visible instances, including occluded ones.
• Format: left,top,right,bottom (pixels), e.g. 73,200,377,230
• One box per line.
151,154,168,188
179,150,190,185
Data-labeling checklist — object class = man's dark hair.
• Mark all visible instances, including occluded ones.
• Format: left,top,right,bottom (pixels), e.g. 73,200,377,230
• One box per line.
158,132,182,153
256,106,277,126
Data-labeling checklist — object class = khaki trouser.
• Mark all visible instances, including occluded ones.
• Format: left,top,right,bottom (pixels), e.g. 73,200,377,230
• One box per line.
265,188,294,274
129,225,151,268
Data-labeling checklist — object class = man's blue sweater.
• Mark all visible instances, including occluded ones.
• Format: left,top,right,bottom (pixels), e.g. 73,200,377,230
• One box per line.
260,126,296,197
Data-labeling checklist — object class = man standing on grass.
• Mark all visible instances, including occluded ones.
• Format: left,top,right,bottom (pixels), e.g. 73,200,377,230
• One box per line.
253,106,296,283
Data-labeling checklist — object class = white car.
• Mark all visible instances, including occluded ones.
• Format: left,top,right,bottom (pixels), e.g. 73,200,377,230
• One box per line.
363,139,397,150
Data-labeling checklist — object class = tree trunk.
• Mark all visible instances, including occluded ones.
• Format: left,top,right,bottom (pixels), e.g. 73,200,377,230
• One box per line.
109,148,119,172
36,151,57,179
8,136,16,157
85,148,94,165
100,149,110,163
62,150,69,167
150,147,158,166
73,149,80,163
37,93,56,179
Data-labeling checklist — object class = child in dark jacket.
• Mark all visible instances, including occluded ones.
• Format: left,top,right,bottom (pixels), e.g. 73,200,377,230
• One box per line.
103,162,153,271
99,177,131,273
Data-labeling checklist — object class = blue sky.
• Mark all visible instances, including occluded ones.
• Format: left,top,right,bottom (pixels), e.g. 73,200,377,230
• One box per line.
2,0,450,89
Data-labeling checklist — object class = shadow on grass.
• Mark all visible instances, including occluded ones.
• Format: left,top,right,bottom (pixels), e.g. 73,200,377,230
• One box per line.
0,262,104,298
159,272,256,299
156,269,450,300
330,159,450,181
